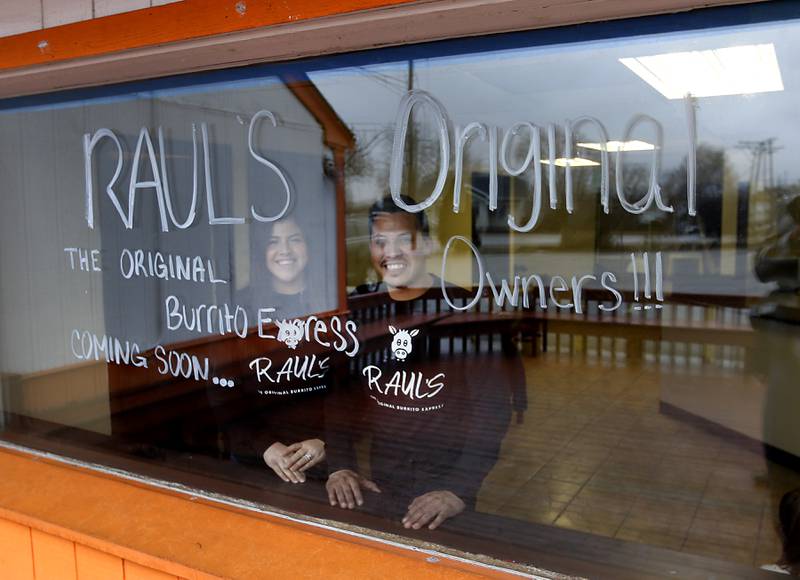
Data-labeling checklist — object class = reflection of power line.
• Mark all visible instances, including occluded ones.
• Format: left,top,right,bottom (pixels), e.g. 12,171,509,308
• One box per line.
354,67,407,95
737,138,782,191
737,138,783,245
152,98,320,133
347,122,398,128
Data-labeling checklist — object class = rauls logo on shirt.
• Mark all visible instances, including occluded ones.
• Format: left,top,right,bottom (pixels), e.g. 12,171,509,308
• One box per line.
389,325,419,361
276,319,305,349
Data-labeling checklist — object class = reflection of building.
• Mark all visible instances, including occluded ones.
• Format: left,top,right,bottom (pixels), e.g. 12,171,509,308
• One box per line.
0,73,353,447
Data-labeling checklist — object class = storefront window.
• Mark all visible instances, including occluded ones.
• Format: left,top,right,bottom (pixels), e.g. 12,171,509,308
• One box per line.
2,3,800,576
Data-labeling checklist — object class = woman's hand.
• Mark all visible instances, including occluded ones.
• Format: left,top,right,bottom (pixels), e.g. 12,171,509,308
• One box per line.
263,442,306,483
326,469,381,509
284,438,326,473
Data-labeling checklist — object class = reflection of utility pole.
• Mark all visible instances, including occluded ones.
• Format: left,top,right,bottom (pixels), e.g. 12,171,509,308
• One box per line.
737,138,782,245
738,138,781,191
405,59,416,199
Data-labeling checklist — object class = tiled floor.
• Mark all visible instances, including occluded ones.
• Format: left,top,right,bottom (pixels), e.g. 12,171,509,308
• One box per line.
477,351,800,568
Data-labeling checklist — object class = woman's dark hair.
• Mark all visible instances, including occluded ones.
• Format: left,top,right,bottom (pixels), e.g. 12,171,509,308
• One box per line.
779,488,800,574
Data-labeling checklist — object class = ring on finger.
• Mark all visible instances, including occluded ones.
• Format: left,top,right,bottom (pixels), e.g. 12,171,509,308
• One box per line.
303,452,312,461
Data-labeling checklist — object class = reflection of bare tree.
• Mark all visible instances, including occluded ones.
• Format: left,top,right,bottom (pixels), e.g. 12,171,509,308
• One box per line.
662,144,728,244
593,144,730,253
345,117,444,186
345,128,392,179
403,123,449,198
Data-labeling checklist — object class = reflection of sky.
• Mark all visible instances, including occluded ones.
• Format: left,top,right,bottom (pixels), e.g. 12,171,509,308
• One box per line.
310,18,800,185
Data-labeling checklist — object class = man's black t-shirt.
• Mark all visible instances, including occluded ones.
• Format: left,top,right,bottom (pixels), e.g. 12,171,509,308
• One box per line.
326,277,522,513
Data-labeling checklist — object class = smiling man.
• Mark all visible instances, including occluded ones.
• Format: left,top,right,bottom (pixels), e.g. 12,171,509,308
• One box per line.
325,194,520,532
368,201,433,299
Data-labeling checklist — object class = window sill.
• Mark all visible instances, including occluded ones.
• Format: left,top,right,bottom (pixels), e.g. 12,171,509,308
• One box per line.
0,445,527,579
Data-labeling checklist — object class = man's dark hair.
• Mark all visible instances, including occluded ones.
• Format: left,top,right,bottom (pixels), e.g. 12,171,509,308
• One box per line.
368,194,430,237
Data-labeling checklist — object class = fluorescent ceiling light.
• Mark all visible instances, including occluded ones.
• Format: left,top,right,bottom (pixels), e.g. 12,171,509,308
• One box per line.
541,158,600,167
578,140,655,152
620,43,784,99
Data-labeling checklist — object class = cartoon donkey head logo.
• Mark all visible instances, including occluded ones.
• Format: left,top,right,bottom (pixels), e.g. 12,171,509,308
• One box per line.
276,319,305,349
389,325,419,361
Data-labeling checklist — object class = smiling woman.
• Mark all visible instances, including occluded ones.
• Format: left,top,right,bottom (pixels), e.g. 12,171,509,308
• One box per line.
251,212,333,319
266,217,310,296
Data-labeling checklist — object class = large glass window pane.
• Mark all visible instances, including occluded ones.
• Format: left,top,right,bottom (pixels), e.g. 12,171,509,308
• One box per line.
2,3,800,576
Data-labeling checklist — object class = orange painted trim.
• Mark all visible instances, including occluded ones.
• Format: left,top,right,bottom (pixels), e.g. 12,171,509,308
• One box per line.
0,0,420,73
2,510,210,580
0,447,526,579
285,73,356,151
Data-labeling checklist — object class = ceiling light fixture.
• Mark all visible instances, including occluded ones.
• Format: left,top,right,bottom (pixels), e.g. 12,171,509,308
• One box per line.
577,140,655,152
619,43,784,99
541,158,600,167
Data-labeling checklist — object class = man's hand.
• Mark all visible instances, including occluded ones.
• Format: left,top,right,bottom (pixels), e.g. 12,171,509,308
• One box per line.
284,439,326,473
263,442,305,483
402,491,465,530
326,469,380,509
